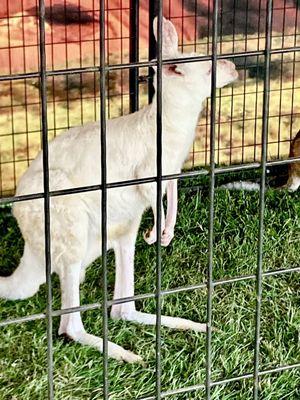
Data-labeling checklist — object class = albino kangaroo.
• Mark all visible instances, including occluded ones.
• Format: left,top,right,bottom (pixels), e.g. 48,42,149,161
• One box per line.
0,18,238,362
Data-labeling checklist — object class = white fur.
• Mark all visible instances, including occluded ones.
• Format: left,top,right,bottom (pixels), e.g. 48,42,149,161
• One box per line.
0,17,238,362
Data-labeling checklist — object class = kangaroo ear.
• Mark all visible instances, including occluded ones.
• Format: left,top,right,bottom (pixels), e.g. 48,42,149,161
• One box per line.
153,16,178,57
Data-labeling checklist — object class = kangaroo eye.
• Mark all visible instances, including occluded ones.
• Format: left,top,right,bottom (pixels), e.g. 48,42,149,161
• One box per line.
168,65,183,75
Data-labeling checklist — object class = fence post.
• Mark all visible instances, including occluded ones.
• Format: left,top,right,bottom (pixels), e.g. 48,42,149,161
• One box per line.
148,1,157,103
129,0,139,113
253,0,273,398
99,0,109,398
38,0,54,398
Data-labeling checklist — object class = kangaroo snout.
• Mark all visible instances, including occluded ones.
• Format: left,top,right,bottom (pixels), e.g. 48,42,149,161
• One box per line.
216,59,239,88
220,60,238,78
219,59,238,74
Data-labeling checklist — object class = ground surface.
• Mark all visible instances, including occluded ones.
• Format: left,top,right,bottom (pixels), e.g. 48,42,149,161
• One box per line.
0,172,299,399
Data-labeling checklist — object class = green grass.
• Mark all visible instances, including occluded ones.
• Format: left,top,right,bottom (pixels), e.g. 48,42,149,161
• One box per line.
0,176,299,399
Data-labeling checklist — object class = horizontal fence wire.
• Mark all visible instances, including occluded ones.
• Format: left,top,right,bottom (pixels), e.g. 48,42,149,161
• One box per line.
1,156,300,205
1,264,300,328
0,46,299,82
137,362,300,400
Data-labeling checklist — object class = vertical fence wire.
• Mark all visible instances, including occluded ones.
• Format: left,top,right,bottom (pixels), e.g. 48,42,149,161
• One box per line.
148,2,156,104
99,0,109,398
155,4,163,399
277,0,288,159
7,0,17,198
38,1,54,398
129,0,139,113
205,0,219,398
253,0,273,398
289,2,298,141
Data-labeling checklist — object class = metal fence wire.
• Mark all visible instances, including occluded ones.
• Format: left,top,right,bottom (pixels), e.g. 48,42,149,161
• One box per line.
0,0,299,399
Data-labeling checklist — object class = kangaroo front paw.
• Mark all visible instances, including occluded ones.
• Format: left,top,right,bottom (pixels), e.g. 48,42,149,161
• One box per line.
143,227,173,246
143,228,157,245
161,228,174,247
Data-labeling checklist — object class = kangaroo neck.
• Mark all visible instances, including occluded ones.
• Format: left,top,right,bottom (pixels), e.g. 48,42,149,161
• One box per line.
150,91,205,140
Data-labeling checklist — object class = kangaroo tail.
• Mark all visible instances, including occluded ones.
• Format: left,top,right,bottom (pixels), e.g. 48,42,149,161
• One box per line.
219,181,260,191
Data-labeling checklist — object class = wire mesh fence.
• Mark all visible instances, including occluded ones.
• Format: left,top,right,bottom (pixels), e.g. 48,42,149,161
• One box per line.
0,1,299,196
0,0,299,399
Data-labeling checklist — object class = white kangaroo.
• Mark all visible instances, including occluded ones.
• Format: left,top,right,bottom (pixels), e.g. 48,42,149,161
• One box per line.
0,17,238,362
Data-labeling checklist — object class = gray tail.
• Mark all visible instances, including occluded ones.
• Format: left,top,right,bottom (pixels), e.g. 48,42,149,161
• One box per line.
219,181,260,191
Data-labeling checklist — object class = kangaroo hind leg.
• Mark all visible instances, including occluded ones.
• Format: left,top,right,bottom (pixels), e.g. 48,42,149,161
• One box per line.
58,261,142,363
